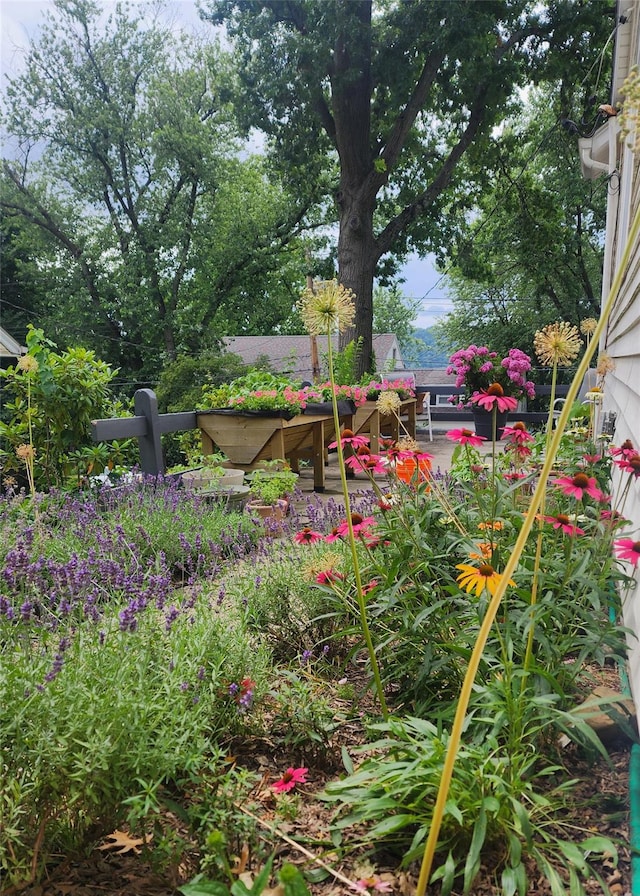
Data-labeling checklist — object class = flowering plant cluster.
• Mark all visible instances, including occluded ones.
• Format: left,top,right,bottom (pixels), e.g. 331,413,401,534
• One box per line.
201,374,416,415
201,372,308,415
303,381,371,406
446,345,535,409
362,378,415,401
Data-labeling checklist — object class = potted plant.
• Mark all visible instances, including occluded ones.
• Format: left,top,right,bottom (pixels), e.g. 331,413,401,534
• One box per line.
246,461,298,522
446,345,535,439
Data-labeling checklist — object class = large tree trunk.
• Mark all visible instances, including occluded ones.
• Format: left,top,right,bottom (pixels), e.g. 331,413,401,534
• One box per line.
332,0,377,379
337,190,377,378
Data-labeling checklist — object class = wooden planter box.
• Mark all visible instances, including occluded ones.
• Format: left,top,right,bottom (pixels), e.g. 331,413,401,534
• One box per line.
197,409,351,492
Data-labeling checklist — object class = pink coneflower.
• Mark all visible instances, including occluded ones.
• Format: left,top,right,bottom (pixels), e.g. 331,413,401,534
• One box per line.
614,538,640,566
359,455,388,475
581,453,603,465
502,422,534,444
614,453,640,477
553,472,605,501
294,527,324,544
325,527,343,543
611,439,636,459
329,429,370,450
361,578,380,594
446,427,486,447
470,385,518,413
504,471,528,484
315,569,344,585
272,766,308,793
345,453,386,475
543,514,585,536
336,513,376,537
600,509,628,527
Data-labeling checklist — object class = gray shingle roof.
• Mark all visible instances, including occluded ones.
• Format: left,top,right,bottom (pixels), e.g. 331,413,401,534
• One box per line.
223,334,403,382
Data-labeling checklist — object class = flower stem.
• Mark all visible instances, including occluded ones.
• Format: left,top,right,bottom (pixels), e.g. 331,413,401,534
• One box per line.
326,337,389,720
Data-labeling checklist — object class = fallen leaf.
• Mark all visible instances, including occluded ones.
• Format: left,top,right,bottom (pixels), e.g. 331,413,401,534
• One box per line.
98,829,148,855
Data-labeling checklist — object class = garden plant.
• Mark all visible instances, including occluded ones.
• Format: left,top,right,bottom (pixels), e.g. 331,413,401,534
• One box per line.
1,287,638,894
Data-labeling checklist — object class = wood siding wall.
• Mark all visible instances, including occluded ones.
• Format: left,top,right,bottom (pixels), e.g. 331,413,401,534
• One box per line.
603,1,640,705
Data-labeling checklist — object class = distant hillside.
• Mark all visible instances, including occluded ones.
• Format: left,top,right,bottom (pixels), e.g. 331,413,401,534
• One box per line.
409,328,450,367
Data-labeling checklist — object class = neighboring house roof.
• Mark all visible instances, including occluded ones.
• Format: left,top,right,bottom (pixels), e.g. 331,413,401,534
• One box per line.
0,326,26,358
411,368,457,387
224,334,404,382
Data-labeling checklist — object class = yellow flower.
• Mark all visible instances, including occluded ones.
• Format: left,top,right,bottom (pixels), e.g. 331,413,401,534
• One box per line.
456,562,515,597
580,318,598,337
17,354,39,373
299,279,356,335
377,390,401,415
16,444,35,461
533,322,582,367
303,550,343,581
397,436,420,452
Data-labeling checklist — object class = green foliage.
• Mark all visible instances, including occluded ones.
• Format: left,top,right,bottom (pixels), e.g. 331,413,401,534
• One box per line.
327,339,364,385
269,671,341,761
225,543,346,660
438,85,606,358
1,1,315,381
0,326,133,489
373,284,423,363
0,602,269,884
203,0,610,375
246,462,298,506
180,856,312,896
156,352,249,413
324,715,618,895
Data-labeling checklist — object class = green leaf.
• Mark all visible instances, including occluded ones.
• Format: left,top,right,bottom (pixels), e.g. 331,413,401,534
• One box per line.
179,875,231,896
500,866,518,896
463,806,487,893
279,863,313,895
231,855,274,896
370,813,417,836
581,835,618,859
556,841,589,874
341,745,354,775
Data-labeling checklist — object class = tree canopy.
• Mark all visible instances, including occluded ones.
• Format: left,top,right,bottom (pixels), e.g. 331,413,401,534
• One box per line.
434,84,608,365
201,0,611,376
0,0,323,381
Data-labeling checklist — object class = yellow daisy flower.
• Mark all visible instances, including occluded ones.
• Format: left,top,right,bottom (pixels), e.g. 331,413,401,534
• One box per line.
456,562,515,597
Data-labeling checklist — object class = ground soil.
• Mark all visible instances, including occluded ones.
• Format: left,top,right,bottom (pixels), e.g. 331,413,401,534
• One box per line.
13,664,634,896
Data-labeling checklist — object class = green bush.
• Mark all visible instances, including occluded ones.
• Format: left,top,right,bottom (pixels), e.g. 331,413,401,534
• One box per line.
0,326,133,489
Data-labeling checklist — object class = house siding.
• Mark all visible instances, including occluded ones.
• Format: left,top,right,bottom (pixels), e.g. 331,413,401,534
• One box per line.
601,0,640,706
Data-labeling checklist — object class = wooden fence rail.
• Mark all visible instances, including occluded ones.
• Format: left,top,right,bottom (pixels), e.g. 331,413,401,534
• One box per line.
91,383,584,477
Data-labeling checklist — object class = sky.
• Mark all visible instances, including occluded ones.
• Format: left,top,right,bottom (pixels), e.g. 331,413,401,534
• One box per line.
0,0,453,328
